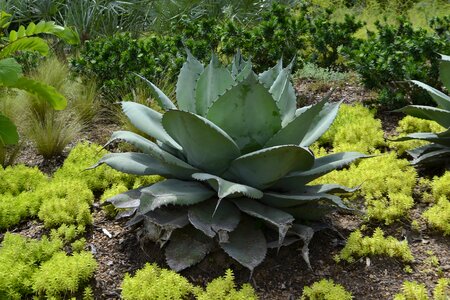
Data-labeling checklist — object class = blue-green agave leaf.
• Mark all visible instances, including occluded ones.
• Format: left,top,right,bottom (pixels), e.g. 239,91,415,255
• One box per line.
120,102,181,150
282,203,336,221
134,73,177,111
226,145,314,189
273,152,369,190
265,98,342,148
394,131,450,146
269,64,297,126
139,179,215,214
439,54,450,92
141,208,189,246
207,72,282,153
261,192,349,209
220,220,267,274
107,187,142,209
188,199,241,239
195,54,234,116
176,49,204,112
231,50,249,78
411,80,450,111
395,105,450,128
289,224,314,269
411,148,450,165
192,173,263,200
165,227,214,271
90,152,197,179
303,184,358,194
162,110,240,175
232,198,294,250
258,59,283,89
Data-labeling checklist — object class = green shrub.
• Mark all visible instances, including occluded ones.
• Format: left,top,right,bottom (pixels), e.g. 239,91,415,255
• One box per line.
318,104,385,154
423,196,450,235
335,228,414,263
433,278,450,300
300,279,353,300
36,179,94,228
345,17,450,108
295,62,351,83
32,251,97,298
314,152,417,224
0,164,47,196
50,224,86,243
0,233,63,299
394,281,429,300
195,269,258,300
121,263,194,300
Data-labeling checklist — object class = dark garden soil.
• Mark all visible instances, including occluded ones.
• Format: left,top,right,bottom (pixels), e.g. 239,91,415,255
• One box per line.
5,81,450,299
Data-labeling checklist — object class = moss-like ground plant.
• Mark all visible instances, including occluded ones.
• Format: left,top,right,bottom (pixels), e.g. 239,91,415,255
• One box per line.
300,279,353,300
93,51,368,273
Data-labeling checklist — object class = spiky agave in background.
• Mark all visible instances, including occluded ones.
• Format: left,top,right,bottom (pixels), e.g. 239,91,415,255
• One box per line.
395,55,450,166
92,50,367,274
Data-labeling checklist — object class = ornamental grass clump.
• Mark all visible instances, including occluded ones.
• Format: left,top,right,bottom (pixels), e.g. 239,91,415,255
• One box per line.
93,51,367,273
394,54,450,166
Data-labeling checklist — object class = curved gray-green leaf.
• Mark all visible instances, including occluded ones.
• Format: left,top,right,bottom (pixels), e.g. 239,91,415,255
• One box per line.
192,173,263,199
220,220,267,274
207,72,282,153
135,73,177,111
283,203,336,221
90,152,197,179
303,184,358,194
265,98,342,148
226,145,314,189
258,59,283,89
162,110,240,175
177,49,204,112
396,105,450,128
120,102,181,150
411,80,450,111
139,179,215,214
232,198,293,250
395,132,450,146
407,143,447,160
273,152,369,190
411,148,450,165
269,65,296,126
106,131,195,169
195,54,234,116
261,191,349,209
165,227,214,271
439,54,450,92
107,187,142,209
188,199,241,238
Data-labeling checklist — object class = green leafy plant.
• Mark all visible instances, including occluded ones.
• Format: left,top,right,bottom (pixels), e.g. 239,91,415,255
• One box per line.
0,12,79,151
393,55,450,166
93,51,367,273
335,227,414,263
300,279,353,300
394,281,428,300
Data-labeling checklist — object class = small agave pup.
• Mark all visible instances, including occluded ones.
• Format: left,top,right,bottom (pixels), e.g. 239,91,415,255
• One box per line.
394,54,450,166
92,51,367,274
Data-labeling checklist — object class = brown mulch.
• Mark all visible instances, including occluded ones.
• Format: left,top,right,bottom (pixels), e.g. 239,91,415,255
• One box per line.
3,80,450,299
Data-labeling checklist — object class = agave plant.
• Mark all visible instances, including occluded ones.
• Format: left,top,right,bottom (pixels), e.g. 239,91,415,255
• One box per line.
394,54,450,166
92,50,367,273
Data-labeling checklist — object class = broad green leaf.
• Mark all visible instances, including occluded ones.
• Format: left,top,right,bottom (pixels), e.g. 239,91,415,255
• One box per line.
139,179,214,214
261,191,349,210
0,113,18,145
258,59,283,89
25,22,36,35
135,73,177,111
269,65,296,126
165,226,214,271
0,58,22,86
232,198,293,250
17,25,26,38
273,152,369,190
106,131,195,170
8,77,66,110
120,102,181,150
411,80,450,111
162,110,240,175
220,220,266,274
52,27,80,45
394,132,450,146
9,30,17,42
265,98,342,148
439,54,450,91
91,152,197,179
226,145,314,189
396,105,450,128
0,37,48,58
192,173,263,199
195,54,234,116
176,49,204,112
207,73,282,153
188,199,241,238
0,11,11,29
